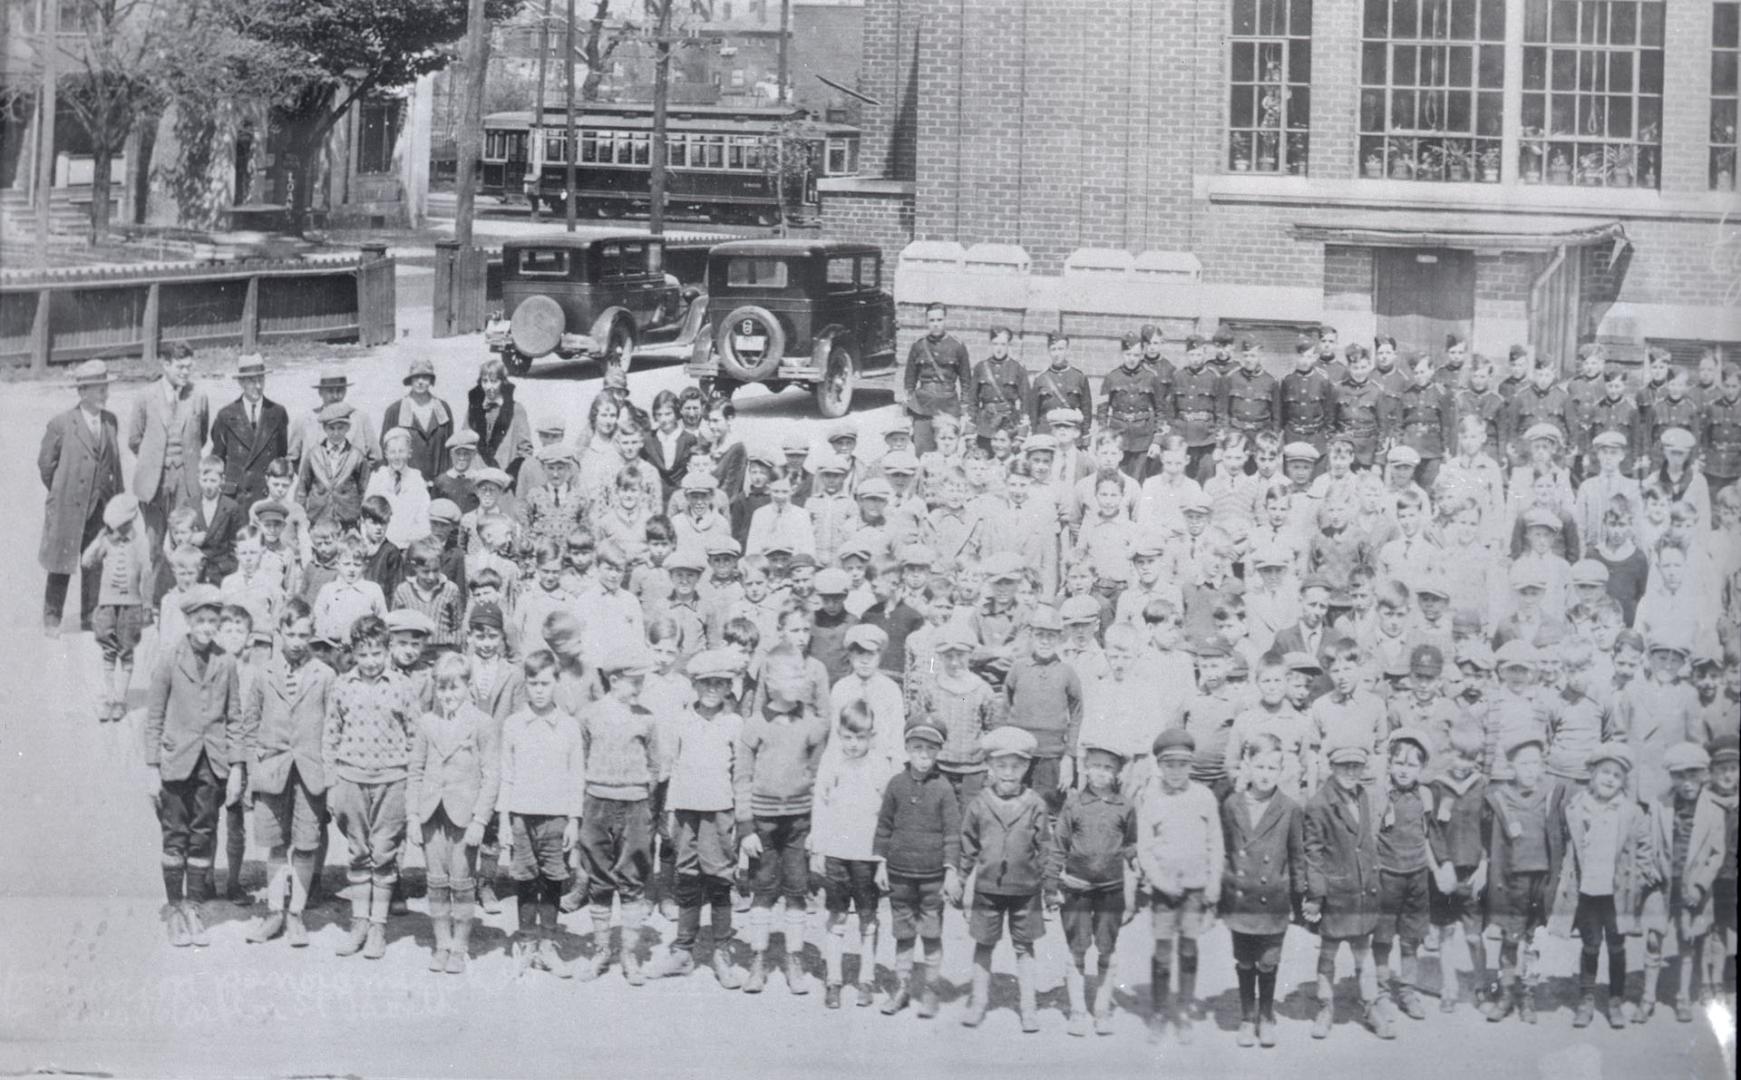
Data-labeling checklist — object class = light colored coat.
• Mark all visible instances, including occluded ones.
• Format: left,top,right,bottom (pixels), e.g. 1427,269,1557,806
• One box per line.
127,378,209,505
1548,790,1660,938
242,655,337,796
407,701,502,828
1648,788,1728,938
37,406,123,574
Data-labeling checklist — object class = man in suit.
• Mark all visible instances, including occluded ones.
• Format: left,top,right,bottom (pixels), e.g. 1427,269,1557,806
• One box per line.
38,360,125,635
210,353,289,515
289,367,379,472
129,342,210,547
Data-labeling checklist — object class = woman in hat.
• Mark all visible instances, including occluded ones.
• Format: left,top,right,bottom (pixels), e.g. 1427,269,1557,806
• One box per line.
380,357,454,484
463,356,533,479
39,359,125,636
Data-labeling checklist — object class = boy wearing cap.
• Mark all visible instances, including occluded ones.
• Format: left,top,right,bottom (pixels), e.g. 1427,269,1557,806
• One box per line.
525,444,585,546
1133,728,1222,1043
916,623,1003,809
1548,743,1659,1028
298,403,370,529
1615,638,1701,800
868,717,959,1016
1636,741,1726,1023
956,726,1052,1031
1371,728,1437,1025
1177,636,1240,798
84,494,154,721
1050,740,1137,1036
144,583,244,946
433,429,483,515
1477,734,1563,1021
1303,738,1387,1039
1003,605,1084,814
1704,736,1738,1008
829,623,904,767
808,700,894,1010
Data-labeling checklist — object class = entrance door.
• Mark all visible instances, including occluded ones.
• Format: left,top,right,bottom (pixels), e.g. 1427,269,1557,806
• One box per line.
1374,248,1475,359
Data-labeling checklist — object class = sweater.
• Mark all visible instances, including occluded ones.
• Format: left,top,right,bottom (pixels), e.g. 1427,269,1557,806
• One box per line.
1135,780,1223,897
579,697,659,800
1003,653,1084,759
322,668,418,784
1049,787,1136,892
872,767,962,878
496,705,585,816
665,704,743,813
733,703,831,821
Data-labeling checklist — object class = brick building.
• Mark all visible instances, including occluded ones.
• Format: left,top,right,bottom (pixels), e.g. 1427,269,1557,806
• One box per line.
824,0,1741,373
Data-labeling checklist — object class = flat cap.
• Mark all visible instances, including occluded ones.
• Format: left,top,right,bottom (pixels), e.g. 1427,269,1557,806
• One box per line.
1586,742,1633,772
385,610,436,636
903,719,946,747
1022,433,1059,455
1494,639,1537,668
1523,422,1563,445
1045,408,1084,428
1282,441,1321,462
1387,726,1433,761
813,567,852,594
1153,728,1196,760
856,477,894,500
535,442,576,464
879,449,919,475
1059,595,1101,623
428,499,462,524
681,471,719,492
1387,445,1421,467
1570,558,1610,586
844,623,889,652
317,401,356,424
446,429,480,450
1591,430,1628,450
1026,605,1063,632
471,466,512,490
686,648,741,681
467,602,504,631
982,726,1038,760
704,535,743,557
1325,740,1371,766
1660,427,1695,452
103,493,140,528
178,583,223,615
664,548,706,573
1663,742,1711,772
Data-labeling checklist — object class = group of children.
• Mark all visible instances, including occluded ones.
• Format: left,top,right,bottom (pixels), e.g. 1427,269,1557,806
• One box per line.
89,336,1739,1045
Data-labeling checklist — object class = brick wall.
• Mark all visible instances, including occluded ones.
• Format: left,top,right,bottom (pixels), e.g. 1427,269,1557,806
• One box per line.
1323,245,1373,308
857,0,919,181
818,188,915,266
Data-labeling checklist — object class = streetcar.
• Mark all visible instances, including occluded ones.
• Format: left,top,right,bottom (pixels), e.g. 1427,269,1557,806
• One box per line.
480,103,861,225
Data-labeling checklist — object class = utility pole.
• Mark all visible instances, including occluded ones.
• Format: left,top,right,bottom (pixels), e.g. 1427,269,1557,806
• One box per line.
530,0,551,220
35,0,57,267
648,0,673,236
776,0,790,105
453,0,490,247
564,0,576,231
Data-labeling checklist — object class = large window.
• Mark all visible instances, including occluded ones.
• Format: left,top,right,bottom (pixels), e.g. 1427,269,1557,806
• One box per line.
1715,2,1739,190
1227,0,1313,175
356,98,403,176
1359,0,1505,182
1520,0,1663,187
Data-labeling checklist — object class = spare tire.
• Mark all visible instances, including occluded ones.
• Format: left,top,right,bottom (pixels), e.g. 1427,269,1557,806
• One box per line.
510,295,565,358
715,305,785,382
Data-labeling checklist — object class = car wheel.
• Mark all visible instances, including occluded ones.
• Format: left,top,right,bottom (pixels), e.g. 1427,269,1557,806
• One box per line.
715,305,785,381
602,320,636,378
815,343,854,418
503,347,532,376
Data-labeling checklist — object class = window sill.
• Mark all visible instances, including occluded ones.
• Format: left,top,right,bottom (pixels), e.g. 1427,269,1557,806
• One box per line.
1197,174,1736,220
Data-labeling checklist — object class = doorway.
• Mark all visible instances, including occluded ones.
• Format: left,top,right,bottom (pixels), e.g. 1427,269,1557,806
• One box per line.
1374,248,1475,359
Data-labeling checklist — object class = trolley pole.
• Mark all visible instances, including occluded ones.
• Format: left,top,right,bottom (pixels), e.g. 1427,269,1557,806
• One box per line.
776,0,790,104
530,0,551,220
564,0,577,232
648,0,674,236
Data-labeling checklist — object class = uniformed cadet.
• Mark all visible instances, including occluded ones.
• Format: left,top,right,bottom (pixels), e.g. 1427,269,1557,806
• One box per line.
1280,335,1336,457
1453,355,1505,462
1497,344,1533,404
1500,355,1574,468
1641,364,1703,472
1027,332,1092,437
1577,365,1645,476
1564,344,1608,429
1635,346,1675,414
1208,329,1239,379
1173,336,1225,481
1700,362,1741,496
1373,335,1411,396
1313,326,1349,384
1099,332,1173,480
966,325,1031,451
1221,339,1282,444
1395,353,1456,491
1333,344,1390,469
902,302,972,455
1140,324,1178,382
1435,333,1469,391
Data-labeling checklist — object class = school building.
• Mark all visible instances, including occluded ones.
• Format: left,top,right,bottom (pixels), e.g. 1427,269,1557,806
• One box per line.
819,0,1741,374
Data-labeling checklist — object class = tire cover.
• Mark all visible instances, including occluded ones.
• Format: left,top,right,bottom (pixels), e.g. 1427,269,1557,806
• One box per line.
510,295,565,358
715,305,785,381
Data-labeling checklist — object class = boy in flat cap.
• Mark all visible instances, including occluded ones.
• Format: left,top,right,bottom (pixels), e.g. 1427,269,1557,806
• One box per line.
1135,728,1223,1044
1478,734,1564,1022
85,493,154,721
1640,741,1726,1023
1049,739,1137,1036
1303,739,1388,1040
871,715,960,1016
1370,728,1436,1026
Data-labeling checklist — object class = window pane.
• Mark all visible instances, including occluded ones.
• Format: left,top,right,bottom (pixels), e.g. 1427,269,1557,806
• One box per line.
1232,41,1255,82
1235,0,1258,35
1363,40,1388,82
1395,45,1417,84
1365,0,1389,36
1550,1,1576,42
1640,1,1662,47
1718,3,1740,49
1289,42,1312,82
1717,52,1739,96
1611,1,1636,44
826,258,855,291
1480,0,1505,39
1525,0,1547,40
1290,0,1313,36
1451,0,1476,39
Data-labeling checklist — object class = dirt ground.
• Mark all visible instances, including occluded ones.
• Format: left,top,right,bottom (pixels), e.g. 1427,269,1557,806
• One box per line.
0,286,1731,1078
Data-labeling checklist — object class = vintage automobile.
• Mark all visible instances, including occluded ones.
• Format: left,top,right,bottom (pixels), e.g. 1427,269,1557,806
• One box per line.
684,239,897,417
485,233,711,376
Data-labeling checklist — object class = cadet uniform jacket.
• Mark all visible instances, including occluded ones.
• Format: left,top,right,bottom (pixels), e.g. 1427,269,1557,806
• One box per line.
1100,365,1174,452
1172,365,1224,447
1333,378,1390,465
1580,394,1644,461
1027,366,1092,434
1280,369,1336,449
903,333,972,417
1221,369,1282,436
1700,394,1741,479
967,355,1031,438
1397,382,1457,460
1502,384,1574,454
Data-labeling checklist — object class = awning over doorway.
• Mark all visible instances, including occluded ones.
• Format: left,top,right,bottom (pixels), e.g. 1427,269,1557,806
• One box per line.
1293,214,1626,253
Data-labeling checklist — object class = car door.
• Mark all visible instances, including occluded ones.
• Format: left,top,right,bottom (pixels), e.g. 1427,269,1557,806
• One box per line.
822,254,860,365
857,253,897,370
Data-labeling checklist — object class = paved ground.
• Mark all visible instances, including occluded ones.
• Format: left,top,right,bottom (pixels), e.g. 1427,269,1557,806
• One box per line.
0,286,1732,1077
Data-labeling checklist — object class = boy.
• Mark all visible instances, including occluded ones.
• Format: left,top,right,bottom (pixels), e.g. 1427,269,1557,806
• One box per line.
811,701,896,1009
1309,641,1388,781
1371,729,1436,1024
829,623,905,767
297,513,344,607
217,605,262,902
734,646,832,994
1179,637,1240,797
394,538,465,652
1135,729,1223,1043
1703,736,1739,1009
1481,735,1564,1022
1003,605,1083,813
1050,740,1137,1036
240,599,335,948
1422,722,1494,1012
649,649,748,985
405,652,500,973
1640,741,1726,1023
576,644,661,984
872,718,961,1016
144,583,243,946
497,649,585,976
297,402,368,529
917,623,1003,810
221,526,282,637
86,493,154,722
1221,733,1307,1047
322,614,418,959
957,726,1052,1032
1303,740,1389,1039
190,455,243,583
310,536,386,669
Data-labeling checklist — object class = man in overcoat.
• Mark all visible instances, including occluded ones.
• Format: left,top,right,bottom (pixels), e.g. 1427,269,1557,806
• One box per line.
210,353,289,513
38,359,125,635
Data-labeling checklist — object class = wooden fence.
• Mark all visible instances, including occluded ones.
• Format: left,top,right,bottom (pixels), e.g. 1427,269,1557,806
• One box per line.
0,245,397,370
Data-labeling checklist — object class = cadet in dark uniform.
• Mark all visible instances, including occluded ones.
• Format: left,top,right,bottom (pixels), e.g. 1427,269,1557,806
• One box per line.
1373,335,1411,397
1209,330,1239,379
1577,366,1645,477
1221,339,1283,446
1333,344,1390,470
966,325,1031,452
1700,363,1741,496
1281,335,1337,460
1641,364,1703,473
1565,344,1608,428
1435,333,1469,391
1500,355,1574,468
1395,353,1456,491
1140,323,1178,382
1027,332,1092,438
1313,326,1349,384
1497,344,1532,404
1454,355,1505,461
902,302,972,455
1099,332,1173,480
1173,336,1225,481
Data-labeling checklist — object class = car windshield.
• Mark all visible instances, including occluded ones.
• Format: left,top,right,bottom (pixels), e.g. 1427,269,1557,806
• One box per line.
518,249,570,276
723,257,789,290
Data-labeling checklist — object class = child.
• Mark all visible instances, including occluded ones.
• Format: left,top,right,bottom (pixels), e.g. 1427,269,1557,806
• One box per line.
298,402,368,529
1226,653,1314,798
497,649,585,976
956,726,1052,1031
809,700,895,1009
323,614,418,959
1049,740,1137,1036
1703,736,1739,1009
1178,637,1240,797
1371,729,1436,1024
221,526,283,636
85,493,153,722
1303,740,1389,1039
1480,735,1563,1022
648,649,747,987
297,514,344,607
1221,732,1307,1047
1639,741,1725,1023
734,646,831,994
144,583,242,946
526,443,586,546
217,605,261,902
868,717,960,1016
1134,729,1223,1042
1549,743,1658,1029
240,600,335,948
191,455,242,583
1309,641,1388,781
152,506,202,608
311,537,387,667
828,623,905,768
574,644,659,984
1002,605,1083,814
367,428,433,548
394,538,464,652
406,652,500,973
433,429,482,515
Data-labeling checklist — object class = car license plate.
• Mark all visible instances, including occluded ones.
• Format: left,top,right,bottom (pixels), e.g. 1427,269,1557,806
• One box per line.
734,334,767,351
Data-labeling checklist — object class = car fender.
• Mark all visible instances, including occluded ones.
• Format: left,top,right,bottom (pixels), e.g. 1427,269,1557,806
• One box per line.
810,323,852,367
673,292,711,350
588,306,634,352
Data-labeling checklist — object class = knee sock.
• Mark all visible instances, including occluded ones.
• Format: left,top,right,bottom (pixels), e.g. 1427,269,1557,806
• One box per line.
288,851,315,915
672,876,703,951
785,907,807,961
186,862,213,904
1500,938,1521,980
1178,937,1199,1003
1236,963,1258,1021
859,925,882,985
540,879,563,932
1398,946,1418,990
1316,943,1338,1003
894,938,915,979
1153,940,1174,1013
1467,927,1488,978
1373,939,1393,986
590,901,615,949
225,807,245,888
747,906,772,954
707,878,735,945
1607,939,1626,1001
516,880,541,935
450,878,475,926
1352,942,1377,1005
1257,965,1279,1020
825,925,845,985
162,861,185,904
1580,946,1601,993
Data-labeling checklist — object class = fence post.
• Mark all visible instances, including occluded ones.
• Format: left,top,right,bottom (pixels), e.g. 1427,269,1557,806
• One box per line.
142,281,160,364
30,288,51,372
357,247,398,347
242,274,260,350
433,239,458,338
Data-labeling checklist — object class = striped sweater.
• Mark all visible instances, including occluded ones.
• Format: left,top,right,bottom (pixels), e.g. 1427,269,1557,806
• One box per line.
733,702,831,821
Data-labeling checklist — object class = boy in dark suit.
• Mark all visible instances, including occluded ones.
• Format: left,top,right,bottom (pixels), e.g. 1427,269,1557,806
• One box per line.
189,455,243,583
1303,740,1389,1040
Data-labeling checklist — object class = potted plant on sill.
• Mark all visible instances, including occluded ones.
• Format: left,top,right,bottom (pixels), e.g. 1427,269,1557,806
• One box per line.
1287,132,1308,175
1444,143,1472,182
1363,151,1385,179
1547,148,1572,184
1478,145,1502,183
1576,148,1605,186
1519,128,1545,183
1418,143,1446,182
1604,144,1636,188
1389,139,1416,179
1231,132,1252,172
1256,132,1279,173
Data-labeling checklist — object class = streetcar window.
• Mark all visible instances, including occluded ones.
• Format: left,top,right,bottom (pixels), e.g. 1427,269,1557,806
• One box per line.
580,132,598,163
544,133,567,163
744,140,764,171
728,140,746,171
484,132,503,160
518,249,570,277
825,257,856,292
858,256,880,290
725,258,788,289
701,135,724,170
667,135,687,167
633,133,651,165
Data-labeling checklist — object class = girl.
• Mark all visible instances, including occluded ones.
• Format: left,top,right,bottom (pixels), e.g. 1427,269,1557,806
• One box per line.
365,428,433,548
1221,733,1307,1047
642,389,695,501
576,399,628,507
464,356,533,475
